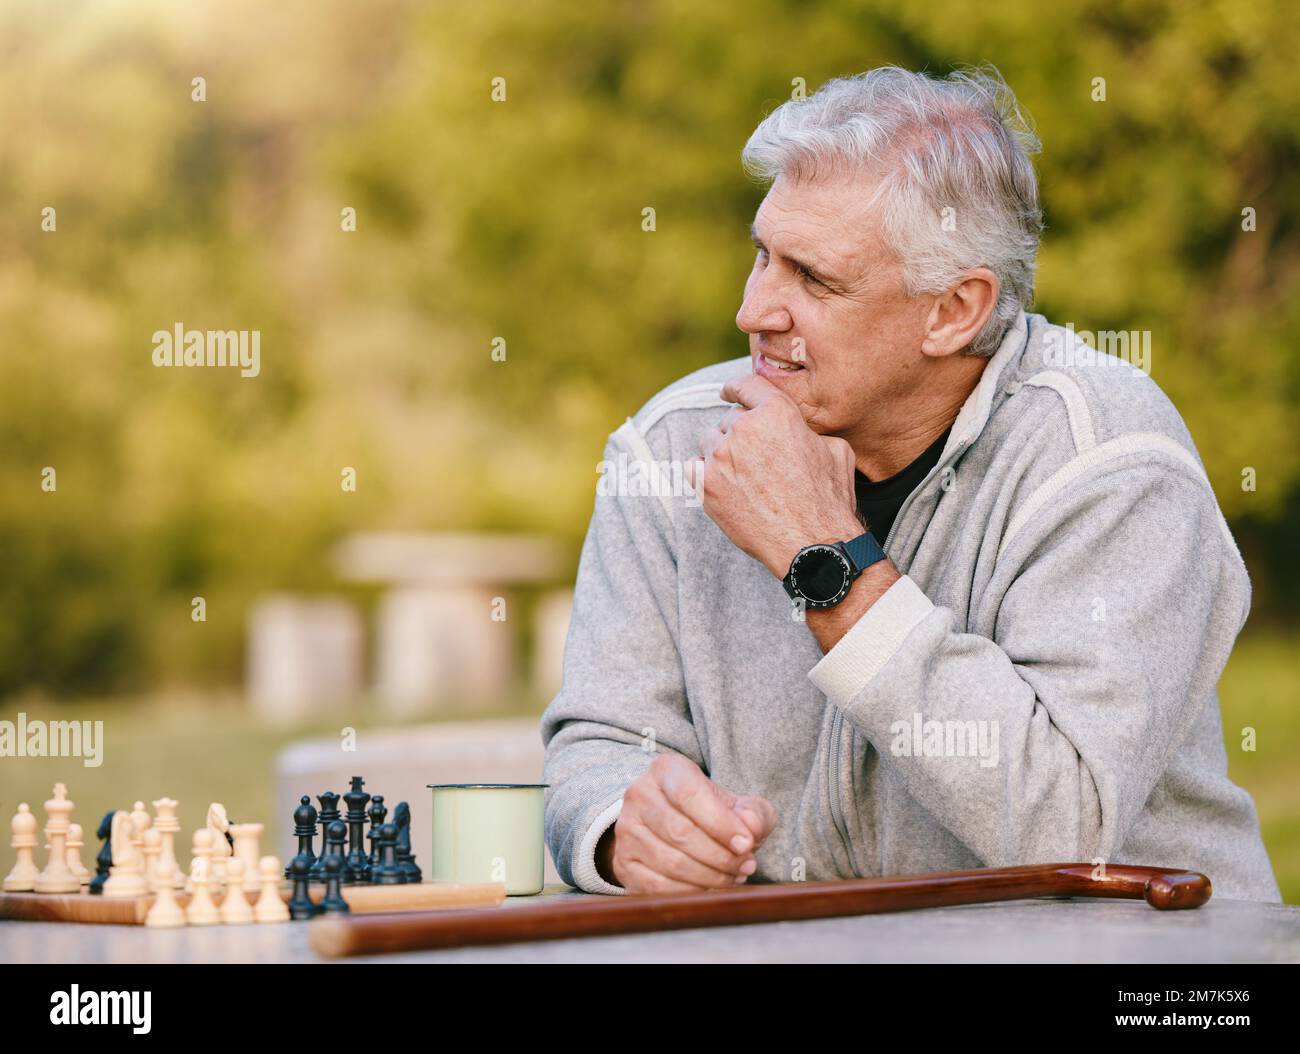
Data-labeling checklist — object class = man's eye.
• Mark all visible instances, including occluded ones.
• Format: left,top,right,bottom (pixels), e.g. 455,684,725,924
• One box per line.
797,265,823,287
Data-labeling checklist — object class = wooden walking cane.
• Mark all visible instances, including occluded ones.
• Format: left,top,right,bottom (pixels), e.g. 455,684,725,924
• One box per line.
308,862,1211,957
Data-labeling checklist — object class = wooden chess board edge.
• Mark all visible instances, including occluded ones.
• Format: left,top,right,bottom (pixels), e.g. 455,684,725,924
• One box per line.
0,880,506,925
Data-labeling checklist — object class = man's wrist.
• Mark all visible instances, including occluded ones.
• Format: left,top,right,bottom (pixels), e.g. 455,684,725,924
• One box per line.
595,824,619,885
804,559,900,652
771,512,868,580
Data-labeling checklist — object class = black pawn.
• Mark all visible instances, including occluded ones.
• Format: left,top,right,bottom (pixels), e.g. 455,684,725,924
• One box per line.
373,823,403,885
288,852,319,920
393,802,421,884
342,776,371,884
367,795,387,871
311,791,341,881
324,819,351,886
88,809,116,895
320,853,349,914
286,795,319,879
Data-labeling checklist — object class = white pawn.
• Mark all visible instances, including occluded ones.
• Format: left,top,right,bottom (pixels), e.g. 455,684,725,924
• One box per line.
228,822,264,894
3,804,40,891
186,826,214,895
254,856,290,924
220,859,254,924
143,829,185,928
34,783,80,893
184,855,219,926
130,801,153,837
65,823,91,885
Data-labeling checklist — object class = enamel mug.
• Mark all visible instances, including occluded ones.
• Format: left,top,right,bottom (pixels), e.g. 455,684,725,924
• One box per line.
427,783,548,895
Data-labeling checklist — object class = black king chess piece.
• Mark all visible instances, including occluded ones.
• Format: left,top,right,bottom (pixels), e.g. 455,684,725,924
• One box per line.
366,794,387,873
286,795,319,879
88,809,116,895
342,776,371,884
311,791,341,882
393,801,421,884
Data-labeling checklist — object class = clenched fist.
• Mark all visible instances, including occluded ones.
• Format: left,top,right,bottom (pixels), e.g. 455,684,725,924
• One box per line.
688,373,863,580
595,753,778,893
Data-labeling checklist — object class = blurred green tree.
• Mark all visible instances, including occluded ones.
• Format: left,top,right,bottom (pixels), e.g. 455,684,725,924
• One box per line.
0,0,1296,694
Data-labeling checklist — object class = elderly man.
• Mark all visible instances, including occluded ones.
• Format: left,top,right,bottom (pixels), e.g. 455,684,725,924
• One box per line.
540,67,1281,901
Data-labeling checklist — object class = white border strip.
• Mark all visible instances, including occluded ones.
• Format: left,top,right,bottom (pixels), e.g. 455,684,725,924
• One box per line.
1022,370,1097,453
571,797,626,896
613,417,676,522
999,432,1235,560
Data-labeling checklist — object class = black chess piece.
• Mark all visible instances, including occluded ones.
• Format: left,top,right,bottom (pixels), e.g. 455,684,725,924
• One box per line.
311,791,341,881
342,776,371,883
320,852,349,915
287,852,319,920
366,795,387,871
88,809,116,895
373,823,403,885
286,795,319,879
393,802,421,884
324,819,352,887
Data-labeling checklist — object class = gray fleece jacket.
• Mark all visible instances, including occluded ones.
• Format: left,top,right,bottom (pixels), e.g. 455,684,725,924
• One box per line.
540,310,1282,902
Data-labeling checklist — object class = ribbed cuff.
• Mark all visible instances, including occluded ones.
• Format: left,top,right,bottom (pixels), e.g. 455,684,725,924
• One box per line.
808,575,934,705
571,797,627,896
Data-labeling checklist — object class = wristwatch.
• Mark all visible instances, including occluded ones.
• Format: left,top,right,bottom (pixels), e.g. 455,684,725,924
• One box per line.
782,531,886,609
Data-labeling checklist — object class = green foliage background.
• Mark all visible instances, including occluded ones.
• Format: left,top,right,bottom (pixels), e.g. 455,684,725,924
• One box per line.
2,0,1297,698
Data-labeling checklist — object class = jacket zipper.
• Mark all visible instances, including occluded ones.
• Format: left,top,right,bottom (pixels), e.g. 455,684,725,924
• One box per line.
826,437,970,872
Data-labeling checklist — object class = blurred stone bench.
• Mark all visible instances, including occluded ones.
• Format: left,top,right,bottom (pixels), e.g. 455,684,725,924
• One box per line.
333,531,569,715
246,595,364,724
273,717,561,886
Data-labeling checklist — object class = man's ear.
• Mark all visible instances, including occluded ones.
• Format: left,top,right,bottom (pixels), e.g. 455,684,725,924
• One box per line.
920,268,999,357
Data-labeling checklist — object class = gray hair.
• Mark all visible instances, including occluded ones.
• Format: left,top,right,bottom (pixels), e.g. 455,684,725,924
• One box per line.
741,66,1043,357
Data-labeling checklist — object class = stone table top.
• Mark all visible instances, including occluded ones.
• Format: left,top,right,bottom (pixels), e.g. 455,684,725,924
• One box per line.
2,885,1297,964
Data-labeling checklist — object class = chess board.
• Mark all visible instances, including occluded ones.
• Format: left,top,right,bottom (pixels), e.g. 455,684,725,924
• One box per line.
0,881,506,925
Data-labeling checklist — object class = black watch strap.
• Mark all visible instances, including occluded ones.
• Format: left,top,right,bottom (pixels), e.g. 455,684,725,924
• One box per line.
841,531,886,573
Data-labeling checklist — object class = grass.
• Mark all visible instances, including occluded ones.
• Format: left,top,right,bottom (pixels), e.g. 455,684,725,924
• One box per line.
1,630,1296,902
1217,632,1300,903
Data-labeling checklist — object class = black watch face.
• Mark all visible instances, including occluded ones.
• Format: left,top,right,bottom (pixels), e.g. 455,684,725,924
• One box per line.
788,545,852,608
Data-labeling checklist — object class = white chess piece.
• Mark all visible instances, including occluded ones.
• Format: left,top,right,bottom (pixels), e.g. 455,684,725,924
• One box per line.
3,804,40,891
65,823,91,884
34,783,80,893
219,858,254,924
186,827,214,894
102,812,148,898
205,803,231,888
152,797,185,889
254,856,290,923
130,801,153,838
184,856,219,925
228,823,264,894
143,829,185,928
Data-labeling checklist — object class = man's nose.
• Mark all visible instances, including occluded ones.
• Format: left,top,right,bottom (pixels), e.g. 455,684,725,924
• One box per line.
736,271,792,334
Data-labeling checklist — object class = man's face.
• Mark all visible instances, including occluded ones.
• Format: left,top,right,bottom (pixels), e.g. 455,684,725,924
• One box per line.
737,170,933,438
